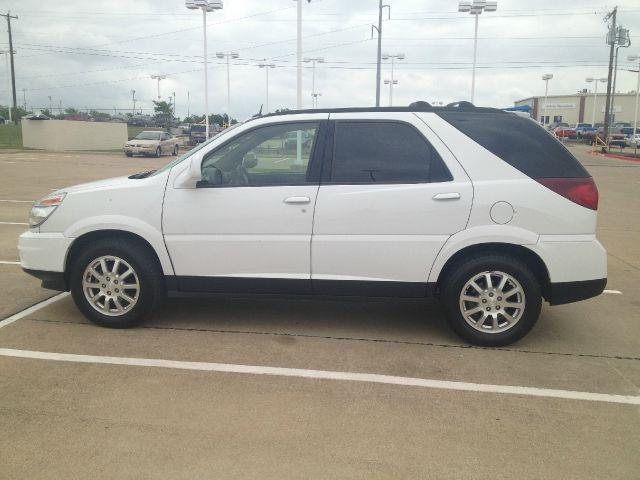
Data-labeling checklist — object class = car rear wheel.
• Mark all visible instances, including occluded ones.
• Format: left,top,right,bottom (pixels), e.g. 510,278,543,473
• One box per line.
70,238,164,328
125,152,133,157
440,254,542,346
155,147,161,158
172,144,179,156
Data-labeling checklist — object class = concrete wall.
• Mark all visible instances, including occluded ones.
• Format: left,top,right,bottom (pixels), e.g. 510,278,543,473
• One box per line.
515,93,639,127
22,120,127,151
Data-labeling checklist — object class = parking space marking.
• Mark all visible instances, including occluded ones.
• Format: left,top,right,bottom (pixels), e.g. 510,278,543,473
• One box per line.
0,347,638,406
0,261,20,265
0,293,69,329
603,289,623,295
0,221,28,225
0,199,32,203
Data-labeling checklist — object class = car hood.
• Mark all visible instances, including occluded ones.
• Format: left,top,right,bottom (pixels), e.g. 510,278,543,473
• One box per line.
126,139,158,145
57,176,133,195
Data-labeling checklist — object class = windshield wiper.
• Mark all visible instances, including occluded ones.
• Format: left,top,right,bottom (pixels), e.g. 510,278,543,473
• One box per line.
128,170,156,179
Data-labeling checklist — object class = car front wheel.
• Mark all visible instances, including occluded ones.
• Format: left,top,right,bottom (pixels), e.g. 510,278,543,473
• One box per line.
441,254,542,346
70,238,164,328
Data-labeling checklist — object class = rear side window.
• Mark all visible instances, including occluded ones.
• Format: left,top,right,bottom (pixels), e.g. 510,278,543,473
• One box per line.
331,121,452,184
437,112,589,178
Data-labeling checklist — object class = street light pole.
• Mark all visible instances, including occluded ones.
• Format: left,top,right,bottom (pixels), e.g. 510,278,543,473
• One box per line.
628,54,640,140
216,51,239,126
586,77,607,126
258,62,275,113
303,57,324,108
458,0,497,104
131,90,136,115
610,26,630,125
541,74,553,124
186,0,223,140
150,74,166,100
382,53,404,106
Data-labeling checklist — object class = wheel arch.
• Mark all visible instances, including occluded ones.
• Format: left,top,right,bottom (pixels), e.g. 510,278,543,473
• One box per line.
64,230,167,288
435,243,551,300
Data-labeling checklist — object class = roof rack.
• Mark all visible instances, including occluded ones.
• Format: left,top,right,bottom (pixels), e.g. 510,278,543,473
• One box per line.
257,101,506,118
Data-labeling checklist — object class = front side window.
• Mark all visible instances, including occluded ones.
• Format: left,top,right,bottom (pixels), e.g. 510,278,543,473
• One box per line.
201,122,319,187
135,131,162,140
331,121,452,184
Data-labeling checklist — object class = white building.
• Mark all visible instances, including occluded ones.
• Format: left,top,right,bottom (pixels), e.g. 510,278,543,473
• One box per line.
514,91,638,126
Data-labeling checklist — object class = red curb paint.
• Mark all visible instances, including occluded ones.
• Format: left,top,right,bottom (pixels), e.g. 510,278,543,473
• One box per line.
587,151,640,163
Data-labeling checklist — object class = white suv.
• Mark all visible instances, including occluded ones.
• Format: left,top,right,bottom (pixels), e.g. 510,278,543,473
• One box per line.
19,103,607,346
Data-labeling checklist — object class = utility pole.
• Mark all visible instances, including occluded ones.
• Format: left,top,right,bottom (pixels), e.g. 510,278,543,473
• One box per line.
372,1,390,107
131,89,136,115
610,26,630,125
187,90,190,119
1,12,18,123
603,7,617,149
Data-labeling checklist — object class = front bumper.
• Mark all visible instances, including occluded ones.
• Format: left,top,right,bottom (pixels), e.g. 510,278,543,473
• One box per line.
22,268,68,291
124,146,156,155
19,231,72,289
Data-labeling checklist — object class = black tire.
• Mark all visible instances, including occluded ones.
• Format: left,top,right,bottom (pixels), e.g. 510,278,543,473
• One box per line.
125,152,133,157
155,147,161,158
440,254,542,347
172,144,179,156
70,238,164,328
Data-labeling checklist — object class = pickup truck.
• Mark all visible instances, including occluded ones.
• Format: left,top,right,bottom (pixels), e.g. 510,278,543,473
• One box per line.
573,123,597,139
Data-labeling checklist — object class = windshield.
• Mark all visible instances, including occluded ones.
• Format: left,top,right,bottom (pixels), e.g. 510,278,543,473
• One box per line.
135,131,162,140
151,121,245,176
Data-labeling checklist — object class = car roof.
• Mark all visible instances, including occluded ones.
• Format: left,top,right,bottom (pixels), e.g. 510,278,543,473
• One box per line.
253,101,507,121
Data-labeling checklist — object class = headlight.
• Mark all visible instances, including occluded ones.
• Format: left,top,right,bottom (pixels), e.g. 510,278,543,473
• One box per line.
29,192,66,228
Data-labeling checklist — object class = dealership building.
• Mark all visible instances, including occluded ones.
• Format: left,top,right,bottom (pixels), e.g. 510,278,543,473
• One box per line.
513,92,638,126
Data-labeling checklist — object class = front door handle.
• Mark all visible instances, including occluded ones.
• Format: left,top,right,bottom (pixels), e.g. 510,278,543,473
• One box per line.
283,196,311,204
433,192,461,201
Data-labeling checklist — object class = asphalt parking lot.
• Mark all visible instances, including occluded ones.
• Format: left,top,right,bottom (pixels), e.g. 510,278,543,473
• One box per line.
0,146,638,479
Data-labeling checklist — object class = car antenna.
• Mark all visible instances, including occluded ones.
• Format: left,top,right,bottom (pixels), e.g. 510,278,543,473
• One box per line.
252,105,263,118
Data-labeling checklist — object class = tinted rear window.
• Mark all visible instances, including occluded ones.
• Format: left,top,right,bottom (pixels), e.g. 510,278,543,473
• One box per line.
332,121,452,184
437,112,589,178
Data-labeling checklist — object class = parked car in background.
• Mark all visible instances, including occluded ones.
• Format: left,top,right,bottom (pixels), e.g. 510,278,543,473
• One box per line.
123,131,179,157
552,125,577,139
20,103,607,347
629,133,640,147
595,127,628,147
573,123,596,138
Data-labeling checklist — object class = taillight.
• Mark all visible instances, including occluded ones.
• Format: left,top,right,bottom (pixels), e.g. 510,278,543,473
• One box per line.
536,177,599,210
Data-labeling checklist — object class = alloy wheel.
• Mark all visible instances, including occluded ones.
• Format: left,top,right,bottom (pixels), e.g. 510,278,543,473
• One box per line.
82,255,140,316
459,270,526,333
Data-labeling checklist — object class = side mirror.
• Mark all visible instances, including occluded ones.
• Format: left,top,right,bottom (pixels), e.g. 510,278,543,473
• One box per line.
198,165,224,187
173,152,203,188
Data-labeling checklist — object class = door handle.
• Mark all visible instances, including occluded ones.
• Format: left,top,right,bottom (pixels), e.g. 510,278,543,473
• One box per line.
283,196,311,204
433,192,461,201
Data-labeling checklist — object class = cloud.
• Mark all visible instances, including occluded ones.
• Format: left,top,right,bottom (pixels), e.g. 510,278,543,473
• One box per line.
2,0,639,119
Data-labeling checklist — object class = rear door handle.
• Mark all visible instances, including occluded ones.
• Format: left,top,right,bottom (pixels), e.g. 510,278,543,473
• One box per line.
433,192,461,201
283,196,311,204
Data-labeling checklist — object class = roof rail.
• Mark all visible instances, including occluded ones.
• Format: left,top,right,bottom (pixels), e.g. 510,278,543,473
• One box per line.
255,101,506,119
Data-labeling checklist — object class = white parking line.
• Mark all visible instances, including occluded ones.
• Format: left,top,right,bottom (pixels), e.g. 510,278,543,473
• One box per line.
0,221,28,225
0,293,69,330
0,260,20,265
603,289,623,295
0,199,32,203
0,347,637,406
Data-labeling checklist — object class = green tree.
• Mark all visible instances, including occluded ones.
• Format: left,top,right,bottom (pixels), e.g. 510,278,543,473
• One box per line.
64,107,78,115
0,105,32,121
40,109,52,118
153,100,173,116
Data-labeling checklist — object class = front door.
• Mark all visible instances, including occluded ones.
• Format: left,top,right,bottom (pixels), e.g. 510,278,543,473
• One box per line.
163,118,327,294
311,113,473,296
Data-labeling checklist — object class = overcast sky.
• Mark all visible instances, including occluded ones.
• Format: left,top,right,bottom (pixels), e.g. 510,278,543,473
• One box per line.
1,0,639,120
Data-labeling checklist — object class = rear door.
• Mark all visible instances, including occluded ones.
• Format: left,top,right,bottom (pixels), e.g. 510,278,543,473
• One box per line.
311,112,472,295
